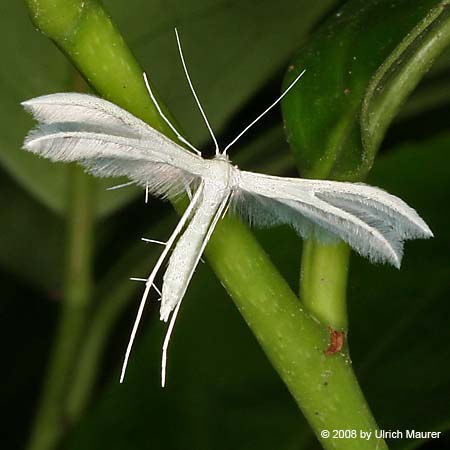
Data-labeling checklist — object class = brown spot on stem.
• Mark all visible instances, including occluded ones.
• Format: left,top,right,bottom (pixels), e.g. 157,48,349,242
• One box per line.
324,327,345,355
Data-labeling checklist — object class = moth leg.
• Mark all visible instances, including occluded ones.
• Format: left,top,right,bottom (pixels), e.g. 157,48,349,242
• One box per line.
161,193,230,387
145,182,150,204
106,181,135,191
141,238,166,245
120,182,205,383
160,295,183,388
221,196,232,220
129,278,162,296
143,72,202,156
152,283,162,297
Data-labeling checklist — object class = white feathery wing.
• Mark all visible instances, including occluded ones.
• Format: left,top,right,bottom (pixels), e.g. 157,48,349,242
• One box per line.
235,171,433,268
22,93,207,198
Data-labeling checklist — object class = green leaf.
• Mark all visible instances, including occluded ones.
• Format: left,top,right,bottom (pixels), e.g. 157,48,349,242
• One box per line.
282,0,450,181
0,170,64,290
62,133,450,450
0,0,338,216
361,0,450,162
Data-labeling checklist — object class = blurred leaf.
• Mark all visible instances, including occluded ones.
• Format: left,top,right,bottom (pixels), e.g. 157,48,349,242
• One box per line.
282,0,450,181
63,133,450,450
399,74,450,120
399,43,450,120
0,0,338,216
0,269,58,450
0,170,64,290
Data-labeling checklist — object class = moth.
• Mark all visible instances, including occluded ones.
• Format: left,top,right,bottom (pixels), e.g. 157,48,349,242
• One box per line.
22,30,432,386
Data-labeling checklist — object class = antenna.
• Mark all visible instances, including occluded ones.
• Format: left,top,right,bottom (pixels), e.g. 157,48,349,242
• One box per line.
143,72,201,156
175,28,220,155
223,69,306,154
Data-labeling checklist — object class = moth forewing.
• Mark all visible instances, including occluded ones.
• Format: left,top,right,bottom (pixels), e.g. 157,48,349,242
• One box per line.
22,93,210,191
21,93,155,139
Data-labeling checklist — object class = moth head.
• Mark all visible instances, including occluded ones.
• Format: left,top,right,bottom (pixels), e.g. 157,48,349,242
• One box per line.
213,153,230,162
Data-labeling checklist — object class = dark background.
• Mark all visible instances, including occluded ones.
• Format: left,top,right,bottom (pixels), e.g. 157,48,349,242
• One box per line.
0,1,449,449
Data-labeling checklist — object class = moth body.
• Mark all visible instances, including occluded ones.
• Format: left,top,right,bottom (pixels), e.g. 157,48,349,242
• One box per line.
161,175,231,321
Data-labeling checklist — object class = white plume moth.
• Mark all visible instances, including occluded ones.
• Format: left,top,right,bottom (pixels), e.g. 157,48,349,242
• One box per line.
22,29,432,387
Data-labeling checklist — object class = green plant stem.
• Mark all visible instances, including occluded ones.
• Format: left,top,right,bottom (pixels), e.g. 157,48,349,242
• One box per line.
27,166,94,450
24,1,388,449
206,218,387,450
300,237,350,331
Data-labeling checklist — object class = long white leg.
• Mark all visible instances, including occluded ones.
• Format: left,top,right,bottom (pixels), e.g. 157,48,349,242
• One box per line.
160,296,183,388
129,278,162,296
161,193,230,387
141,238,166,245
120,182,204,383
145,183,149,203
106,181,135,191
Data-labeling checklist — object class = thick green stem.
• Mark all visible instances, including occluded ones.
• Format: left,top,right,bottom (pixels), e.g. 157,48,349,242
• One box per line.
27,166,94,450
300,237,350,331
206,218,386,450
24,1,388,449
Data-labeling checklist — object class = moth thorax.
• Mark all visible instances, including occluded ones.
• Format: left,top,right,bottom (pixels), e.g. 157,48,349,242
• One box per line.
205,157,237,190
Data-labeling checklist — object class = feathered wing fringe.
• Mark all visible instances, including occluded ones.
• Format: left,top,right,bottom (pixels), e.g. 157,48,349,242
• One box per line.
22,93,157,139
23,125,200,198
235,172,433,268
